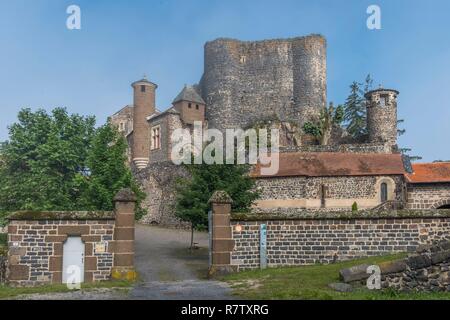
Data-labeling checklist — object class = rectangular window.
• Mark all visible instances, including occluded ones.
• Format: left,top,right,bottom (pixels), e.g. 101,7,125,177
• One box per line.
151,126,161,150
141,85,146,93
379,95,388,107
320,185,327,208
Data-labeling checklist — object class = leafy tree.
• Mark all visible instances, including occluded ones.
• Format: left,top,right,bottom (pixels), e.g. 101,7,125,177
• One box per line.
80,122,146,217
176,161,259,249
0,108,95,211
0,108,145,217
303,102,344,145
343,75,373,139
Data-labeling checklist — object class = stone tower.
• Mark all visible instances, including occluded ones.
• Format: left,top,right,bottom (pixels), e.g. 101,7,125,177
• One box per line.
365,88,399,149
172,85,206,125
131,77,157,169
199,35,327,132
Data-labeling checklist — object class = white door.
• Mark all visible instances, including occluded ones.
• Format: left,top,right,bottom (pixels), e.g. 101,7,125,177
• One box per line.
62,237,85,284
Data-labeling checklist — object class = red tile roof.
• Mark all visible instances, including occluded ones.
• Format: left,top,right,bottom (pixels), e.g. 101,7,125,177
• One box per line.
406,162,450,183
251,152,406,178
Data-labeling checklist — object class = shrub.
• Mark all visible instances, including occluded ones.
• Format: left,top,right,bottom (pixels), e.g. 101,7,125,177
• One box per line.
0,233,7,248
352,202,358,212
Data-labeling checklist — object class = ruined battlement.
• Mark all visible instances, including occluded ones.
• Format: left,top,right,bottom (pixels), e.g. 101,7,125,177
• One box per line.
200,34,327,131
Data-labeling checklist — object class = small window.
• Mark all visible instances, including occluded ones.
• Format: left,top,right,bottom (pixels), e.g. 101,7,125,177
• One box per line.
320,185,327,208
196,104,199,110
141,85,146,93
151,126,161,150
188,103,192,108
119,122,124,131
379,95,388,107
380,183,388,202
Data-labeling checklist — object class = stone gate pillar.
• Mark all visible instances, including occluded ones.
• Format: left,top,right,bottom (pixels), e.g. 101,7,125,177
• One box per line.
111,188,137,281
208,191,237,277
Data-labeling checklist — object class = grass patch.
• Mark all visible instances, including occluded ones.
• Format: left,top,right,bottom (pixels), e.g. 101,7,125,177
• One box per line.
223,254,450,300
0,280,133,300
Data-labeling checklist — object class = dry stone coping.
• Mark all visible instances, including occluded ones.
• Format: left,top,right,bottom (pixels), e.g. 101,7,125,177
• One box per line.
7,211,115,221
209,191,233,204
231,209,450,221
339,240,450,284
113,188,137,202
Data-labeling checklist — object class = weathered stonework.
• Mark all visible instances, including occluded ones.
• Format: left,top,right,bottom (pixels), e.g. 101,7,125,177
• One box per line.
365,89,399,149
7,218,115,286
0,252,6,284
200,35,327,132
135,161,190,228
229,210,450,271
5,190,137,287
407,183,450,209
254,175,405,211
340,241,450,292
280,143,393,154
110,105,133,137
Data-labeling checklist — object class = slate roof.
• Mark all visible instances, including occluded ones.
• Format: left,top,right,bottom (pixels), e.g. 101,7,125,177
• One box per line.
251,152,407,178
172,85,205,104
406,162,450,184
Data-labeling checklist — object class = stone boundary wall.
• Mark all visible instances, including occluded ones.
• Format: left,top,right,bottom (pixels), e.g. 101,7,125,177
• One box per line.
340,241,450,292
229,210,450,271
407,183,450,210
5,189,136,287
279,143,392,154
0,254,6,284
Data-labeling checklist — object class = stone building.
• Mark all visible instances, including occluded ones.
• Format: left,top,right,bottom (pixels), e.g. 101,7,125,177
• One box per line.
251,152,407,211
406,162,450,209
110,34,450,226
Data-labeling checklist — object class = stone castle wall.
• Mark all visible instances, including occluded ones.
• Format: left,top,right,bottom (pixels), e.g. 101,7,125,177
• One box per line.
254,175,404,211
200,35,327,132
230,211,450,271
407,183,450,209
135,162,190,228
280,143,393,154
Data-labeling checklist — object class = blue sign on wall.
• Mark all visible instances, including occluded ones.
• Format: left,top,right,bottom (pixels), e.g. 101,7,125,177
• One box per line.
260,224,267,269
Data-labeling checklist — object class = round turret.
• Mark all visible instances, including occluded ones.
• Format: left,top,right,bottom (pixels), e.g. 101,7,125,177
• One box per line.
365,88,399,149
131,76,158,169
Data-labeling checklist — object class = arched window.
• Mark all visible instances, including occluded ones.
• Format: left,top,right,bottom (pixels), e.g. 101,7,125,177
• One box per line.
380,182,388,202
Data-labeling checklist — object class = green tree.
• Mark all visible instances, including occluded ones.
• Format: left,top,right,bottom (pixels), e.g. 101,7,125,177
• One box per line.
343,75,373,139
303,102,344,145
80,122,146,217
0,108,145,217
176,161,259,249
0,108,95,211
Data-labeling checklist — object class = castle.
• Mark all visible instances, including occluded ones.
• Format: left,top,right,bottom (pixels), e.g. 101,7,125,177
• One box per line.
111,35,450,227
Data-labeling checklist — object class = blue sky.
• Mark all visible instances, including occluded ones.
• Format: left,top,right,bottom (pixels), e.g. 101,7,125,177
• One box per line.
0,0,449,162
